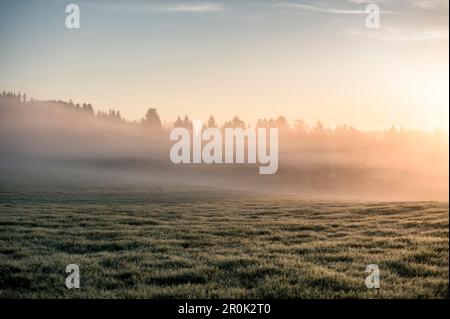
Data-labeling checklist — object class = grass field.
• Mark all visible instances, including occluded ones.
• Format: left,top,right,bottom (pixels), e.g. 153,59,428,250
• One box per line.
0,187,448,298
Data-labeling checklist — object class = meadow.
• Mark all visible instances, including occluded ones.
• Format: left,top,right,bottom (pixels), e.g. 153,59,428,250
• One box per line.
0,187,448,298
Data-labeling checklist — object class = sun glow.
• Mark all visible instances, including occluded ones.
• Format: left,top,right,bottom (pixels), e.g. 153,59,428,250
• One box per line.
416,69,449,131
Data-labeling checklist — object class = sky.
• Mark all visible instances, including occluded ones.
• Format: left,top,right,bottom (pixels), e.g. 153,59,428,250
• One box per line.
0,0,448,131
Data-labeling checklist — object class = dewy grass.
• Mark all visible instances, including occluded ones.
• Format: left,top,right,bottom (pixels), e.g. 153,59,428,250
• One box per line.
0,189,448,298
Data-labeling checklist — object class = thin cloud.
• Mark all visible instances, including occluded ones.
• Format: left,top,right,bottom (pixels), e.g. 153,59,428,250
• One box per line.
346,27,449,41
276,3,394,14
411,0,449,9
142,2,224,13
86,1,225,14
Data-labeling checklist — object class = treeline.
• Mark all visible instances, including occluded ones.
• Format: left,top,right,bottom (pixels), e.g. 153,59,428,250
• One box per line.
1,91,157,127
1,91,448,144
1,91,289,130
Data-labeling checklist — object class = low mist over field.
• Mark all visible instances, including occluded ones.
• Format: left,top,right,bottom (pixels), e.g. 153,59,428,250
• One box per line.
0,93,448,200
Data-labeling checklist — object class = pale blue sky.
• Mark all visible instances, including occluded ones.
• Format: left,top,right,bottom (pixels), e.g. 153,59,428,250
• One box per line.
0,0,448,130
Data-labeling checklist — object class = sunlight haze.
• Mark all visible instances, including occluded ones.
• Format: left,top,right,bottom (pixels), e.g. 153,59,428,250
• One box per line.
0,0,448,130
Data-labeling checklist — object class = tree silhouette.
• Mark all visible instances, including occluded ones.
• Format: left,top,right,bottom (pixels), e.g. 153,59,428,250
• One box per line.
82,103,94,114
207,115,217,128
223,115,246,129
274,116,289,129
182,115,193,130
142,108,162,128
174,116,184,128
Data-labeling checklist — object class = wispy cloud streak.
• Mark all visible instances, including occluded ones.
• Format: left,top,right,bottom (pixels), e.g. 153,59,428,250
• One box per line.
411,0,449,10
142,2,224,13
346,27,449,41
275,2,394,14
86,1,225,13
